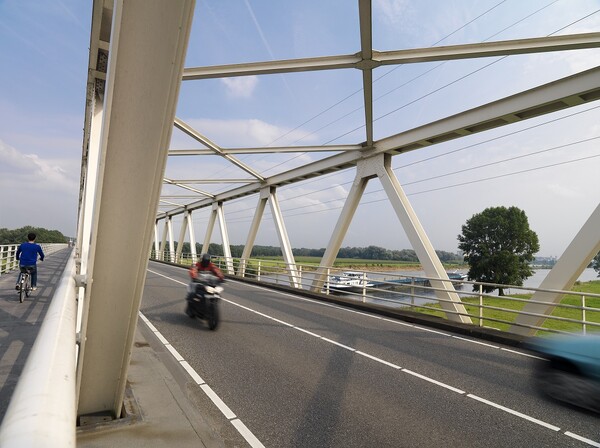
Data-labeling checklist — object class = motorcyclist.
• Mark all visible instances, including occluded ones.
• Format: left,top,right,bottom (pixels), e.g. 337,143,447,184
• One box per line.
186,254,224,313
189,253,225,282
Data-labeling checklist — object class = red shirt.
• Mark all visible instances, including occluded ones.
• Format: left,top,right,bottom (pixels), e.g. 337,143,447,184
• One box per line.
189,261,224,281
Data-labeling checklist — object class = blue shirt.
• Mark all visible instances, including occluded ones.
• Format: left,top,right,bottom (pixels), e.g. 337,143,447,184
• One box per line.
16,242,45,266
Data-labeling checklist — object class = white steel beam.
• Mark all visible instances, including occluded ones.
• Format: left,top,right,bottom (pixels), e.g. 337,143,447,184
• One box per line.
176,210,190,264
188,210,198,264
267,188,300,288
160,218,169,261
511,203,600,336
238,189,269,276
375,154,471,323
311,171,368,292
77,0,194,418
202,206,217,255
182,33,600,80
174,118,265,181
358,0,374,146
168,144,361,155
161,67,600,219
215,202,234,274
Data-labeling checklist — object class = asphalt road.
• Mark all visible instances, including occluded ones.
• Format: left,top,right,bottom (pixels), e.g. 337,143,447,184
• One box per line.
140,261,599,448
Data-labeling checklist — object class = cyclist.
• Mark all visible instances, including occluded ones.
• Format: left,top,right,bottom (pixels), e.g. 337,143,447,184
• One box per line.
15,232,45,291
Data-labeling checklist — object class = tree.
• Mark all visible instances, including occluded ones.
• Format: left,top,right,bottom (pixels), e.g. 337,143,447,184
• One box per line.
457,206,539,295
592,252,600,277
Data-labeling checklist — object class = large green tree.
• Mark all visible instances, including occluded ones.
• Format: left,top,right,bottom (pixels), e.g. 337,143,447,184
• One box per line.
457,206,539,295
592,252,600,277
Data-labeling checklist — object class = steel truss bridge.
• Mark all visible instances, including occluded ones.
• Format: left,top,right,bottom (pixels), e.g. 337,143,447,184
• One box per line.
1,0,600,445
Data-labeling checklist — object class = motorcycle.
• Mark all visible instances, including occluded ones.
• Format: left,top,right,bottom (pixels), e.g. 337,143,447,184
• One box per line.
185,272,223,330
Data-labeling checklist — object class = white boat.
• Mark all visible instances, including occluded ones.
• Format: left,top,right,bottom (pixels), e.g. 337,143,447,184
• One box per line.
325,271,374,291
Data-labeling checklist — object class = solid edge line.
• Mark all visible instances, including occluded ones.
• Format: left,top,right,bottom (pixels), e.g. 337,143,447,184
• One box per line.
231,418,267,448
467,394,560,431
138,311,266,447
564,431,600,447
200,384,237,420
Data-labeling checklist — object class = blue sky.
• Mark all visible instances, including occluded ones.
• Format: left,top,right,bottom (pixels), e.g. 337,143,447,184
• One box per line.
1,0,599,258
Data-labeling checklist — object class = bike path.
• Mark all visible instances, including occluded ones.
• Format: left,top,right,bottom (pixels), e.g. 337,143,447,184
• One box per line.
0,248,71,421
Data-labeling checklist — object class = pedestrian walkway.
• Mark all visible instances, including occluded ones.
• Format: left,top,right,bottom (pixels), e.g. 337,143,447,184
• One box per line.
0,249,236,447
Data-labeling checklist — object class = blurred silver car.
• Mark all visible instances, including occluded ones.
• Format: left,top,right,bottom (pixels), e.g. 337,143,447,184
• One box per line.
527,334,600,413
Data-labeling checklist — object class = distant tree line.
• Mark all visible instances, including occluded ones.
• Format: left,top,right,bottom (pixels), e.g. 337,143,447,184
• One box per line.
166,242,462,263
0,226,68,244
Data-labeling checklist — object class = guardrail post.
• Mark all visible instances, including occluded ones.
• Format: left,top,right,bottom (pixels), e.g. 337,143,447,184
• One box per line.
582,295,587,335
362,272,367,303
479,284,483,327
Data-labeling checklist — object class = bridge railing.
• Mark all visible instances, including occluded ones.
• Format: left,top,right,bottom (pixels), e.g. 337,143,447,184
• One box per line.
0,246,77,447
153,252,600,337
0,243,70,275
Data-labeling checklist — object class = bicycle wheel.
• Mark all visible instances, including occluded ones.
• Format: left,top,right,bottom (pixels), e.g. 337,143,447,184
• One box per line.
19,276,26,303
25,275,31,298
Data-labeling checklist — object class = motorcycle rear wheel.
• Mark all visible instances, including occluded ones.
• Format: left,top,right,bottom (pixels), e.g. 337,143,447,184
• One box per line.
207,303,219,330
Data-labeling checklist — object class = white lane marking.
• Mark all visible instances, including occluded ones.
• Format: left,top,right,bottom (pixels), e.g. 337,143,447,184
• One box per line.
181,360,205,385
231,419,267,448
165,344,184,361
200,384,237,420
355,351,402,369
293,327,322,338
565,432,600,447
138,311,264,448
402,369,465,394
467,394,560,431
500,348,545,360
452,336,499,348
147,269,598,445
321,337,356,351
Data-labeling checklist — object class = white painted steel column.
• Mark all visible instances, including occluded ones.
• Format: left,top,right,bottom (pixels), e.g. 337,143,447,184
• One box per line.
311,170,368,291
176,211,189,264
160,218,169,261
167,217,175,262
77,0,194,418
188,210,198,263
202,205,217,254
511,203,600,335
152,221,160,259
215,202,234,274
376,154,471,324
76,92,104,335
268,187,300,288
238,189,268,275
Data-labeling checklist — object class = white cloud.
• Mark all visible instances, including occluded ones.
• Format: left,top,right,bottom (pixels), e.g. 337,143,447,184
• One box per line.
0,139,79,192
182,118,319,147
221,76,258,98
374,0,412,26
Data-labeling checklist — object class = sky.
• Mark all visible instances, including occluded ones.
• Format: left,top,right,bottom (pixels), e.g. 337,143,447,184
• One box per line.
1,0,599,258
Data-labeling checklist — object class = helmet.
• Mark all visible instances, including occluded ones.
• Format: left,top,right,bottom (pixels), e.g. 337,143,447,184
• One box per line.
200,253,211,267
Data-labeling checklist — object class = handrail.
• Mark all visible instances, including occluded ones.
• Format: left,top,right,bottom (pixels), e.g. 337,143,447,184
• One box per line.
0,251,77,447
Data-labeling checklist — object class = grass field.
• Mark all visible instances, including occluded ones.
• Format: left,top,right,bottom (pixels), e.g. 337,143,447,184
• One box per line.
414,280,600,335
251,255,463,271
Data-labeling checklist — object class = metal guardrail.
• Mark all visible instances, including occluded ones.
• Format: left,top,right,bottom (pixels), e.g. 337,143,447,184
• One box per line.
0,248,77,447
153,251,600,336
0,243,69,275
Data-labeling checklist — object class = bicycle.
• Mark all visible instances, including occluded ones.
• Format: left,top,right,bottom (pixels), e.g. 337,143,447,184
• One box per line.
18,266,34,303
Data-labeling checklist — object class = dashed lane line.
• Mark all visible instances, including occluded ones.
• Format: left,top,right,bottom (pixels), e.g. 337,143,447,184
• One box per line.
146,268,599,447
